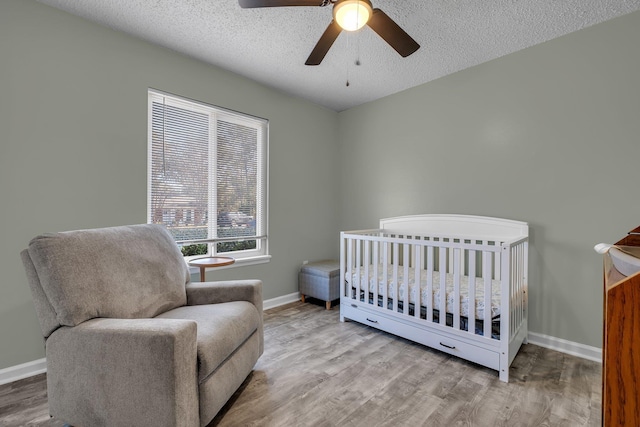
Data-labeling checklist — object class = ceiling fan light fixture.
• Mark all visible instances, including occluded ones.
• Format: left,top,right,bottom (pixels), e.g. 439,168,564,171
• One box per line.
333,0,372,32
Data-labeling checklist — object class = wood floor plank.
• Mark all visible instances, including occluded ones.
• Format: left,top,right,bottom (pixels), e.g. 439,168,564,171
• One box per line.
0,302,602,427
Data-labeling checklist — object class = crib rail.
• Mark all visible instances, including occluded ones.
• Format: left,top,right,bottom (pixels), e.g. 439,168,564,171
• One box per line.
340,229,528,344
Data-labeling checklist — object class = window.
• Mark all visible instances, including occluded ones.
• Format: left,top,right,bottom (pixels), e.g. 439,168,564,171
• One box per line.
148,90,268,263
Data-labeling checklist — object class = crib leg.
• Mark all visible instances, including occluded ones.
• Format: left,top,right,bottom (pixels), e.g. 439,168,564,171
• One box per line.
499,368,509,382
499,352,510,382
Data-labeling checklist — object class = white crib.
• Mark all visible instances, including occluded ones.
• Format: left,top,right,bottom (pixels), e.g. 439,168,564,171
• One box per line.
340,214,529,382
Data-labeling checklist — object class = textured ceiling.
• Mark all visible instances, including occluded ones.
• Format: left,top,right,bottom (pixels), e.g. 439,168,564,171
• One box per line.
36,0,640,111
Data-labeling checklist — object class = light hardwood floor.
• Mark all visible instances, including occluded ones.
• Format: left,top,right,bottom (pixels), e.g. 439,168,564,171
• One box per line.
0,301,602,426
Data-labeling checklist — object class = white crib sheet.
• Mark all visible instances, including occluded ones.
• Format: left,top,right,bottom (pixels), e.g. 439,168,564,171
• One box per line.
348,265,501,320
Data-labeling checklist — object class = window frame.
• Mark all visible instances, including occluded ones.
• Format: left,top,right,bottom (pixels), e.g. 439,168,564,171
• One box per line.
147,89,270,267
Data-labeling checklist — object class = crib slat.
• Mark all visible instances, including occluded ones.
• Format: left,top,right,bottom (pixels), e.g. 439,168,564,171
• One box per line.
373,240,379,307
426,246,434,322
392,243,399,313
340,233,345,301
510,246,516,336
363,240,370,307
447,239,454,274
347,238,353,301
467,250,476,336
523,241,529,336
453,247,461,330
519,245,524,328
494,242,501,281
414,244,421,319
483,250,492,338
520,244,525,325
355,239,362,301
382,241,388,308
403,243,410,315
439,246,447,326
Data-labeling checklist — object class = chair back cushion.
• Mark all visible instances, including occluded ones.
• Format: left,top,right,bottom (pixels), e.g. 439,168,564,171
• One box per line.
25,224,189,328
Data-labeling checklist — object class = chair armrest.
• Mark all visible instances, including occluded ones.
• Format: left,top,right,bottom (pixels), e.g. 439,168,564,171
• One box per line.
45,318,199,427
186,279,263,313
186,279,264,355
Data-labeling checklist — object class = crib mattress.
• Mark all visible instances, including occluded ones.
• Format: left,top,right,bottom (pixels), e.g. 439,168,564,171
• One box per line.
347,265,501,320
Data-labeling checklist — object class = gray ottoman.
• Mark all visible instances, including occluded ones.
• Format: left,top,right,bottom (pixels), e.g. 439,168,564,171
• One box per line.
299,260,340,310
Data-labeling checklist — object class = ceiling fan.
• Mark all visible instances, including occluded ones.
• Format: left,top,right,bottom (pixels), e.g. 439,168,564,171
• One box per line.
238,0,420,65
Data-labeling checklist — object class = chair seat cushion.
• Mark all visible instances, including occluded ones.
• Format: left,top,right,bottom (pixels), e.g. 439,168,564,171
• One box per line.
156,302,260,382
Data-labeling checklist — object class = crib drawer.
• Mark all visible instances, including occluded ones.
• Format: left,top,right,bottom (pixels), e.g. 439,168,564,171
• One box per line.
342,303,500,371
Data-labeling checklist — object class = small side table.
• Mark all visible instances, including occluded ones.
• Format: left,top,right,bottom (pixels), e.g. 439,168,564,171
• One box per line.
188,256,235,282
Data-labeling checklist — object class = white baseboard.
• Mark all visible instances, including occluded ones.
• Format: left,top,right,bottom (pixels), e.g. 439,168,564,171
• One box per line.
263,292,300,310
527,332,602,363
0,358,46,386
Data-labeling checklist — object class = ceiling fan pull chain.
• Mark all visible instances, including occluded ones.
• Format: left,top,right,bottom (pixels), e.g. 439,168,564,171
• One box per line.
356,17,361,66
346,30,351,87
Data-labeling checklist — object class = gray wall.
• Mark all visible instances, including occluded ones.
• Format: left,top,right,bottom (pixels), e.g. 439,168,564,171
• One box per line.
337,11,640,348
0,0,339,369
1,0,638,370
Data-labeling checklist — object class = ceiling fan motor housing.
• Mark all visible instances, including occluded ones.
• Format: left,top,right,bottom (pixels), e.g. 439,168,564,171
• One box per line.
333,0,373,31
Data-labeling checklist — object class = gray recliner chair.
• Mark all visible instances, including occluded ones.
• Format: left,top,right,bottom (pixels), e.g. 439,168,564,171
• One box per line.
21,224,263,427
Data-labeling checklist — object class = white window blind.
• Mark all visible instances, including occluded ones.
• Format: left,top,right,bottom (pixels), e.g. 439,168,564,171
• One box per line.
148,90,268,261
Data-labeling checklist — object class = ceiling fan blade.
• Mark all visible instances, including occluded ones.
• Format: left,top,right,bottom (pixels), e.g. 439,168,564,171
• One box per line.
305,20,342,66
239,0,323,8
367,8,420,57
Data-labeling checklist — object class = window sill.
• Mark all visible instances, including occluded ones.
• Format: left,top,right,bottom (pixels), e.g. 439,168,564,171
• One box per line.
187,254,271,276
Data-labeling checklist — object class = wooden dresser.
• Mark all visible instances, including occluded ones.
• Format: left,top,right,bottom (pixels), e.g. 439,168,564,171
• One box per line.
602,226,640,426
